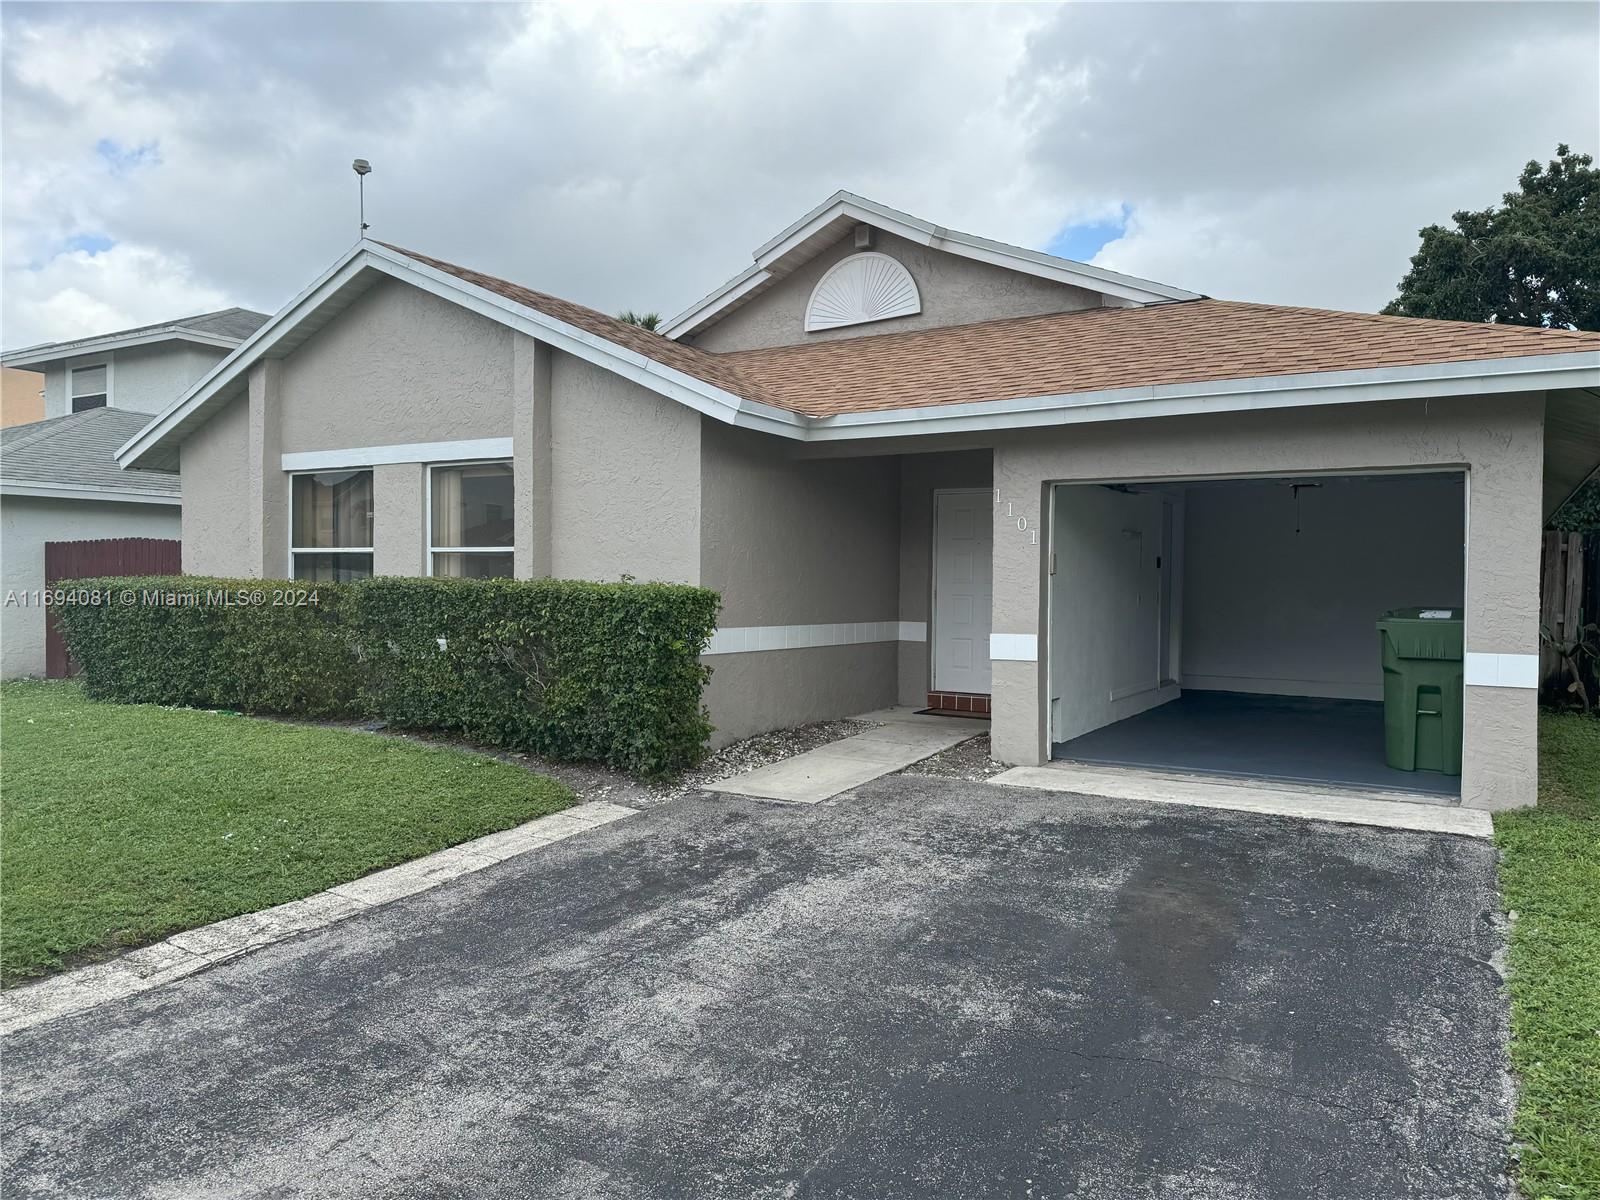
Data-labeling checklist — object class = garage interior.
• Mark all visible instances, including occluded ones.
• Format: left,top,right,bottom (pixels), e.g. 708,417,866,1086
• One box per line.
1047,471,1466,799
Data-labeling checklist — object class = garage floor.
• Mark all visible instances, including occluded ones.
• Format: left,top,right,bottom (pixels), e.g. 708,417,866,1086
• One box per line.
1052,690,1461,799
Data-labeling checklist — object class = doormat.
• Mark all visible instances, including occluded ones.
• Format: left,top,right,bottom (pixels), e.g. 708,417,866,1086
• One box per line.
914,708,990,720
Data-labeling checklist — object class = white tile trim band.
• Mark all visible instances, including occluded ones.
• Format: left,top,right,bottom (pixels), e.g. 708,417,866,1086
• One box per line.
990,633,1038,662
704,621,925,656
1463,652,1539,689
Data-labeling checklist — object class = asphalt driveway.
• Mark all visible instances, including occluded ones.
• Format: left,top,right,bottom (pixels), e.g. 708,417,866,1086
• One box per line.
2,776,1509,1199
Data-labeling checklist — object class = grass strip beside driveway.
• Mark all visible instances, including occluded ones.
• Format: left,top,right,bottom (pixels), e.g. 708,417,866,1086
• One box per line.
1496,712,1600,1200
0,681,573,986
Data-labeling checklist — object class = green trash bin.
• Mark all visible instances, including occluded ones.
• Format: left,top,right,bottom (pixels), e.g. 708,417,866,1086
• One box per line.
1376,607,1464,776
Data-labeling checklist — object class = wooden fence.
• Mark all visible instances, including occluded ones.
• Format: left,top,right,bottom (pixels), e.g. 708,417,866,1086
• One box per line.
44,537,182,678
1540,530,1597,704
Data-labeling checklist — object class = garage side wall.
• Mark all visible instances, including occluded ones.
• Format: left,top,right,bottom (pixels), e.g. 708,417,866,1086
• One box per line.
1,497,181,678
700,422,901,744
992,393,1544,811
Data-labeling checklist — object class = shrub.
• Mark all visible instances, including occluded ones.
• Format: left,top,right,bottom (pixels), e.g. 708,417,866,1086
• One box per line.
51,576,721,779
51,577,360,715
349,577,719,778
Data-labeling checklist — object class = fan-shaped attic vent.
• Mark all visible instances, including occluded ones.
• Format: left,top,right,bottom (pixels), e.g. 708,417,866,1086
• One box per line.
804,252,922,332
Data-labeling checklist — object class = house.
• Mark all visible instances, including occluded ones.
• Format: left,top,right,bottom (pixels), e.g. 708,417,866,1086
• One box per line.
1,306,270,418
1,366,44,428
114,193,1600,810
0,307,268,678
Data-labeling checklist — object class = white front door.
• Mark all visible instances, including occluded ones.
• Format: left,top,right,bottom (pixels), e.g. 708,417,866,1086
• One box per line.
933,489,994,694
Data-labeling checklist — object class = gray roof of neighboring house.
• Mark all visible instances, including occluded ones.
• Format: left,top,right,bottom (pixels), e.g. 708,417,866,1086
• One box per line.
0,408,181,498
1,306,271,366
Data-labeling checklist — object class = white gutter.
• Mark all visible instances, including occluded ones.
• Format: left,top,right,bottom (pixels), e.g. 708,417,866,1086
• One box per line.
2,327,243,368
802,350,1600,441
0,479,182,505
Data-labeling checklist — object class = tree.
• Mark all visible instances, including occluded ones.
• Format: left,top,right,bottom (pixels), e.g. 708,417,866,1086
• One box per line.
616,310,662,331
1383,144,1599,330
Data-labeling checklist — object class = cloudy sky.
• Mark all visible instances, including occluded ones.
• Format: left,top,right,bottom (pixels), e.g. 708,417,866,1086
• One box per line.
2,1,1595,349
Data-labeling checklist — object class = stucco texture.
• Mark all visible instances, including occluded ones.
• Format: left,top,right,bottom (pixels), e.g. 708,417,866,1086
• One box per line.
549,353,700,584
277,279,514,455
44,344,228,420
179,395,253,578
698,423,903,742
991,393,1545,810
1,496,180,677
689,230,1100,353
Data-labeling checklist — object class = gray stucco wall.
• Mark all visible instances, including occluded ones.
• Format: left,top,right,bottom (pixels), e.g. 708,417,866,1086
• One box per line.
549,353,701,584
277,279,514,455
896,450,993,704
179,394,253,577
990,393,1545,811
0,496,180,677
699,422,902,743
44,344,230,419
689,230,1103,353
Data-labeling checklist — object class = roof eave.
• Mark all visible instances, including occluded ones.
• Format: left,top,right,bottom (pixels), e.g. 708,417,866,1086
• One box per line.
799,350,1600,441
2,327,246,369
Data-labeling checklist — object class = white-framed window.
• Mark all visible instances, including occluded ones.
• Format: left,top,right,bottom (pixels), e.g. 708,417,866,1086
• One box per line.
290,470,374,581
428,461,514,578
70,364,109,412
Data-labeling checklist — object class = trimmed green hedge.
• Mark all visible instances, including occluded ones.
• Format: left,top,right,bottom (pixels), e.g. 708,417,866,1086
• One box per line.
51,576,720,778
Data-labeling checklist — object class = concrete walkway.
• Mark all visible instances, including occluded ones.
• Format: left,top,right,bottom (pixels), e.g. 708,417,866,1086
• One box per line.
995,761,1493,837
704,707,984,803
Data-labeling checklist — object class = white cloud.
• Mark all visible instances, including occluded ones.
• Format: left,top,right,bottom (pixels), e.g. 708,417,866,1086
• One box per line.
1,1,1595,347
5,243,230,345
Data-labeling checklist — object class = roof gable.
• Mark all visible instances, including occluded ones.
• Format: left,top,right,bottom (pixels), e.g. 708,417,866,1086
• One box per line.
659,191,1202,341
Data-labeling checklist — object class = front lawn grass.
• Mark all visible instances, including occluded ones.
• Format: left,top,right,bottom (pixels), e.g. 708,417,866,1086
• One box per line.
0,681,573,986
1496,711,1600,1199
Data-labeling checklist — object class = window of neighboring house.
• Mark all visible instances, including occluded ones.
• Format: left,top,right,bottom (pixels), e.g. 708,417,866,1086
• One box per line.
290,470,374,581
429,462,514,578
69,365,109,412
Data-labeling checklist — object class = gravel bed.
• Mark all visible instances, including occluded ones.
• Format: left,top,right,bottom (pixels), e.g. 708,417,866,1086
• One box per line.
898,731,1009,781
323,717,877,809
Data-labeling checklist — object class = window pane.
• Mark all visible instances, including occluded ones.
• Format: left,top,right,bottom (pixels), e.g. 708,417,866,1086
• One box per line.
71,366,107,397
432,552,514,579
431,463,513,548
292,471,373,549
293,553,373,582
71,394,107,413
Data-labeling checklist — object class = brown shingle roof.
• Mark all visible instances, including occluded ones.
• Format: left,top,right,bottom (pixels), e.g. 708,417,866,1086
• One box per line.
385,246,1599,420
721,299,1600,417
381,244,773,405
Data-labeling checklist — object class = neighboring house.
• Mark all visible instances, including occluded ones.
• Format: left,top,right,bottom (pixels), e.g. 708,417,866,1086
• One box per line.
1,307,269,419
1,366,45,428
0,307,266,678
0,409,181,677
116,192,1600,810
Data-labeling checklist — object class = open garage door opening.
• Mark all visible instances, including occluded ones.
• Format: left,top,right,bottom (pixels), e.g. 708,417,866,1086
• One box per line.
1046,471,1467,800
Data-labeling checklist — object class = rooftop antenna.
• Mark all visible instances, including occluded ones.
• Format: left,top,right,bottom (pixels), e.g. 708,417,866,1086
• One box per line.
352,158,372,238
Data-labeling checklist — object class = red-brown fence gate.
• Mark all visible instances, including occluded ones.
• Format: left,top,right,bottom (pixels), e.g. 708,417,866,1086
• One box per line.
44,537,181,678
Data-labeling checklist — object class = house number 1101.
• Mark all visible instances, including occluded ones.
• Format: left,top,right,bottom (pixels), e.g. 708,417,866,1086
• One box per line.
995,488,1039,545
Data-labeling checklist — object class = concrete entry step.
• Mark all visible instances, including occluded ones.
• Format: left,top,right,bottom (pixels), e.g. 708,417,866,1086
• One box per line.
703,707,985,804
992,761,1493,838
